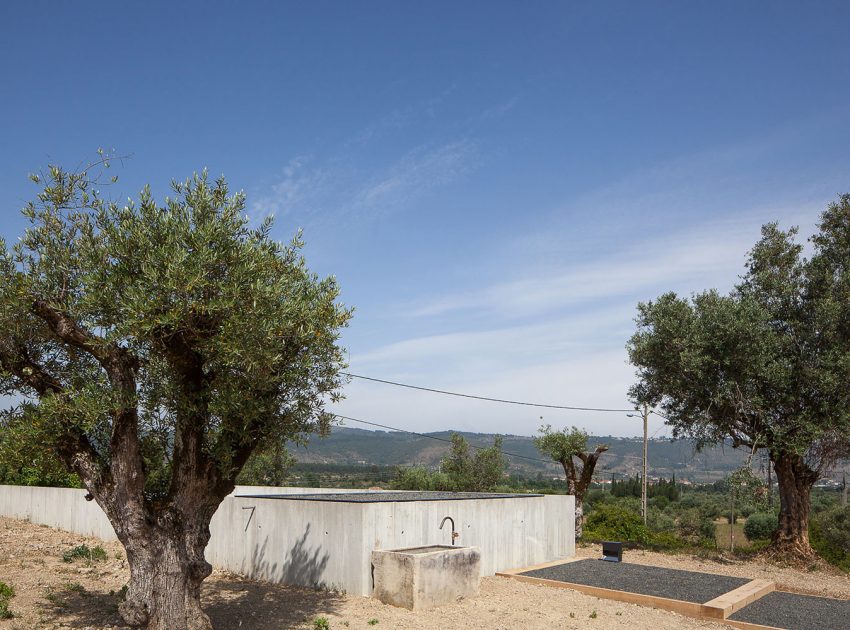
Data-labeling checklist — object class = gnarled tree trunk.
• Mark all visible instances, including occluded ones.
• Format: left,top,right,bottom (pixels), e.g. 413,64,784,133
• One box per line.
109,496,219,630
119,518,214,630
562,444,608,540
771,451,818,559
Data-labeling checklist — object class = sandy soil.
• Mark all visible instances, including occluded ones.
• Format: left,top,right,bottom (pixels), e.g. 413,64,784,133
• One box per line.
0,515,833,630
575,544,850,600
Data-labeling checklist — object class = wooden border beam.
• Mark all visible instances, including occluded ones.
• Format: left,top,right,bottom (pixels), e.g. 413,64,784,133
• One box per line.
497,561,781,627
702,579,775,618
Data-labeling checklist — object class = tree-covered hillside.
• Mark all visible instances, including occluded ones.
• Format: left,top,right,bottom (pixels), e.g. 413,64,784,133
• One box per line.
292,427,762,483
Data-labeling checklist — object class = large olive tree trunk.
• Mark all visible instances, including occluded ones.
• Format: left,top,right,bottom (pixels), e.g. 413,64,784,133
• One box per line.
771,451,818,559
80,438,230,630
118,514,214,630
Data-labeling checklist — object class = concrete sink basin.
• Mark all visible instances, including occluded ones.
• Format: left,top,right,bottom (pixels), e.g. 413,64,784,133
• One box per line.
371,545,481,610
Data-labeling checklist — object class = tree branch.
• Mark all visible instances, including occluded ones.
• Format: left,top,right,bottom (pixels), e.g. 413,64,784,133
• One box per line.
0,343,109,494
28,301,145,510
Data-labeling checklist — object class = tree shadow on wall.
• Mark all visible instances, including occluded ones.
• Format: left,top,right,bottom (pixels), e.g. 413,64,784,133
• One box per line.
204,523,340,628
239,522,331,589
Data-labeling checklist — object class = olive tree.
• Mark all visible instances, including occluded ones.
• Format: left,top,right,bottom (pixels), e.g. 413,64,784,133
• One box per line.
628,198,850,559
0,162,351,628
534,424,608,539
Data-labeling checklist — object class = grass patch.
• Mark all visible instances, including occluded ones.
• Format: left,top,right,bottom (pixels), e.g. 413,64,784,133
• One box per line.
62,544,108,563
714,521,751,550
64,581,87,595
0,582,15,619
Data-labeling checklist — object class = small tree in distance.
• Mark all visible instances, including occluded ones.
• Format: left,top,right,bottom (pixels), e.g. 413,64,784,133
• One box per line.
392,433,505,492
0,161,352,629
441,433,505,492
534,425,608,539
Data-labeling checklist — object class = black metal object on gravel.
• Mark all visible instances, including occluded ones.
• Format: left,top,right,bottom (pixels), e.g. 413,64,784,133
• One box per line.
236,491,543,502
521,559,749,603
728,590,850,630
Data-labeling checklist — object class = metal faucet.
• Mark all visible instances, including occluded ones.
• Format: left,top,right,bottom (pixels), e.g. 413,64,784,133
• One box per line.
439,516,459,545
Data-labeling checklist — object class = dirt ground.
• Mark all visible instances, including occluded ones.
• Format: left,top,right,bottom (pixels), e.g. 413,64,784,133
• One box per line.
0,516,842,630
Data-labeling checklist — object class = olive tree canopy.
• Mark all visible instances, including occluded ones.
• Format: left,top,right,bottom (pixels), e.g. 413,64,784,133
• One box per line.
628,198,850,559
0,161,352,628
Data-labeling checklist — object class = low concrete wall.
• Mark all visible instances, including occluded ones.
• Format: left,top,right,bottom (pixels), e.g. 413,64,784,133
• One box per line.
0,485,575,596
0,485,117,541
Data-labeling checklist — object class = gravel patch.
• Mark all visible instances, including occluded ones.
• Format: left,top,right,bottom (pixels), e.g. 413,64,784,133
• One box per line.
728,591,850,630
236,491,542,502
576,545,850,600
522,558,749,603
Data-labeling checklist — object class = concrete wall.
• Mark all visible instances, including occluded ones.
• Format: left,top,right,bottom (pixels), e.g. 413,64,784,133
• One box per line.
0,485,574,596
0,485,118,541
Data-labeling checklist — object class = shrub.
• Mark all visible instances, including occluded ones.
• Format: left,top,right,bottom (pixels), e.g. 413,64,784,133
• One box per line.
698,501,722,520
0,581,14,619
678,494,699,509
584,504,652,545
738,503,756,518
62,544,108,563
744,512,778,541
700,518,717,543
391,466,453,491
810,506,850,572
650,495,669,511
647,508,676,534
645,531,686,551
677,509,706,543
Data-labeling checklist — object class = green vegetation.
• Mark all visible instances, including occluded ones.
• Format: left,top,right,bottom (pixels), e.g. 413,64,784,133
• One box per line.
392,433,505,492
236,443,296,487
0,582,14,619
810,505,850,572
64,582,87,594
583,474,849,570
313,617,330,630
584,504,654,546
744,513,779,542
534,425,608,539
0,161,351,629
62,544,108,563
629,199,850,560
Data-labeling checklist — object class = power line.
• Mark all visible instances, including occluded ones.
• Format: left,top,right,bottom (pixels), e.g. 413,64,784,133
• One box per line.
343,372,635,413
332,412,553,465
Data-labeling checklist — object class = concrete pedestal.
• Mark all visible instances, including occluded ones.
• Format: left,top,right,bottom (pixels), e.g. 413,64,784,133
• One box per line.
371,545,481,610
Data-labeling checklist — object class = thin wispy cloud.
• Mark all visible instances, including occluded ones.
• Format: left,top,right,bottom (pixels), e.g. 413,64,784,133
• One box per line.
252,156,330,219
477,95,520,122
406,213,775,319
355,139,477,212
350,84,458,145
251,138,478,227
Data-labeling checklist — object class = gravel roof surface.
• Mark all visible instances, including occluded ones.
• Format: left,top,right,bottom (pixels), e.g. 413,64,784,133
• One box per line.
729,591,850,630
236,491,542,502
522,558,749,604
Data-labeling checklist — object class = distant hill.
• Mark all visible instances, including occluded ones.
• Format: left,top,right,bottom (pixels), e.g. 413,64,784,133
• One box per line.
291,426,757,483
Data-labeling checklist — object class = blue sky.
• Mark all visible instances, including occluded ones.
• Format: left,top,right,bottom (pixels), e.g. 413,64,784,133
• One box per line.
2,1,849,438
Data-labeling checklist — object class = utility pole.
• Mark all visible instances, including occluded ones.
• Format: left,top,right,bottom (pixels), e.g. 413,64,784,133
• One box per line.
843,472,847,508
642,402,648,525
627,404,650,525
